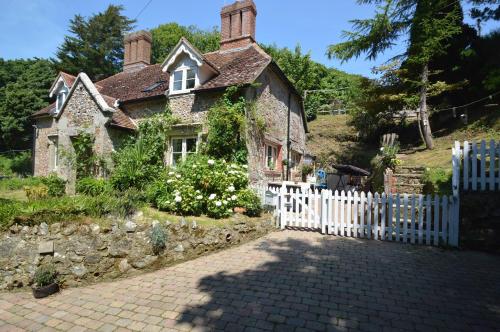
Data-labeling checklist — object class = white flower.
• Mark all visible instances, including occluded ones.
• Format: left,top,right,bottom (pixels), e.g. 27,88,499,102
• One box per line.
168,171,175,175
242,165,248,169
176,174,181,178
231,195,237,201
209,193,216,200
196,190,200,193
175,196,182,203
380,147,384,151
167,179,173,183
227,185,235,192
208,159,215,165
223,200,227,205
215,201,222,207
196,195,203,200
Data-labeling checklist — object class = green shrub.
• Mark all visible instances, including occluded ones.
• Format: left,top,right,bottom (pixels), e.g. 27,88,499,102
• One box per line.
40,174,66,197
76,177,111,196
236,188,262,217
422,168,452,195
24,185,49,201
33,264,58,287
150,224,167,255
148,155,249,219
0,152,32,176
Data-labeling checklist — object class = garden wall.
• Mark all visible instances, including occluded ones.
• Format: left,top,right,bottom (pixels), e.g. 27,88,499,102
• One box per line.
0,213,275,291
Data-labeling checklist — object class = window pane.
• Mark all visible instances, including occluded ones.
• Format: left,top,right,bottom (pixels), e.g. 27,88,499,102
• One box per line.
186,138,197,153
172,139,182,153
173,71,183,91
172,153,182,166
186,68,195,80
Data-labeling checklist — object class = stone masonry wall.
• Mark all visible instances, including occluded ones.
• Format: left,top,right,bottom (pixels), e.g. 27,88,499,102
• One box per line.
249,67,307,184
33,117,57,177
0,215,275,291
168,92,222,126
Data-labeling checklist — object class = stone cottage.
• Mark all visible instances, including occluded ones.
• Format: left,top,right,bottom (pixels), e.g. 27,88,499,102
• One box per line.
32,0,307,192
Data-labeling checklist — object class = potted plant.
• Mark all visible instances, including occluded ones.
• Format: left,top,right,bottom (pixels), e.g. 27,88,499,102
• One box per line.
32,264,59,298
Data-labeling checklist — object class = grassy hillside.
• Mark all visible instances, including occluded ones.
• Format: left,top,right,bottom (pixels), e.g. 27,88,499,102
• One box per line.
306,114,378,170
400,108,500,169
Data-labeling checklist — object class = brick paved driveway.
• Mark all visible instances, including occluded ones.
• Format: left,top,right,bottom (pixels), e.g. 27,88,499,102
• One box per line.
1,230,500,332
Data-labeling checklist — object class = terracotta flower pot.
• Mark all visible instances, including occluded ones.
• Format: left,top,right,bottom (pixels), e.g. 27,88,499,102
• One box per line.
233,207,247,214
32,283,59,299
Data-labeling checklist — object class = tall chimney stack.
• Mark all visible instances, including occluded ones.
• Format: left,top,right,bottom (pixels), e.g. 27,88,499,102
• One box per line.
123,30,152,72
220,0,257,50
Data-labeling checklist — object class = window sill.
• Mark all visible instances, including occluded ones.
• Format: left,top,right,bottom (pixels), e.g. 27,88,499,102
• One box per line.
169,89,194,96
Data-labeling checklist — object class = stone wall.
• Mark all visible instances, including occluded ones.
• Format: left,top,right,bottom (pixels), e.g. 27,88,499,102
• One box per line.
460,192,500,253
122,99,165,123
33,117,57,176
0,214,275,291
249,67,307,184
168,92,222,125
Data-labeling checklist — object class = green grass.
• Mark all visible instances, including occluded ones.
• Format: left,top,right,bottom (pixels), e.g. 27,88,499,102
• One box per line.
141,206,266,228
0,177,42,190
306,114,378,169
401,108,500,170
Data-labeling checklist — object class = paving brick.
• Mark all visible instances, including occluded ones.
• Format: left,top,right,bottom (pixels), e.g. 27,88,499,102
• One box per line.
0,231,499,332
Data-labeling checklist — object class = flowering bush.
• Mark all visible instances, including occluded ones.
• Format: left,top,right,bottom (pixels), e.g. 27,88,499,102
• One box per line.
147,154,254,219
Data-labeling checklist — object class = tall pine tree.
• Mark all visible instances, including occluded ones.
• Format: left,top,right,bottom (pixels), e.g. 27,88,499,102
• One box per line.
55,5,135,81
328,0,464,149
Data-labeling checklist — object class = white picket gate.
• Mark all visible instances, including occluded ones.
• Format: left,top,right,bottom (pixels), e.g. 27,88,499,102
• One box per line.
272,186,460,247
453,139,500,195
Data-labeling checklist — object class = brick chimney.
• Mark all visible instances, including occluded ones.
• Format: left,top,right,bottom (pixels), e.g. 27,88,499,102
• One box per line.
123,30,152,72
220,0,257,50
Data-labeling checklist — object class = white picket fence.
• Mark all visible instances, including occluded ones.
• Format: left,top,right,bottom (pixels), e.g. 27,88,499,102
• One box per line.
452,139,500,195
271,186,459,247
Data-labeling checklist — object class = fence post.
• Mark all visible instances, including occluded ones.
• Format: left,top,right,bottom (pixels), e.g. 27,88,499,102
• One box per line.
321,190,327,234
452,141,461,197
280,184,286,229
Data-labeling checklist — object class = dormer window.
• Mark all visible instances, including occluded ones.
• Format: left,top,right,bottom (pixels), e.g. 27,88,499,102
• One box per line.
162,38,219,95
171,66,197,94
56,91,67,113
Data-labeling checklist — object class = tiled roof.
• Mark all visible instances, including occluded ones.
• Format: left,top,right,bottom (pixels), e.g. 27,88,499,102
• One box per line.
32,102,55,117
198,44,271,91
96,64,169,103
109,109,136,130
60,72,76,88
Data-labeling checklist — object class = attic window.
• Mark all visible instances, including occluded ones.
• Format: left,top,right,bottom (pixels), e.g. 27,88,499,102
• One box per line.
171,66,198,94
142,80,167,92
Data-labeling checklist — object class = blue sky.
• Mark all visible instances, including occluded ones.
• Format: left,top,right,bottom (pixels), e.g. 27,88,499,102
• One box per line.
0,0,497,78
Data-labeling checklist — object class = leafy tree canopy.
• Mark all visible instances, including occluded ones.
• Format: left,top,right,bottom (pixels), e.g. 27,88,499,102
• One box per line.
150,23,220,63
55,5,136,81
0,59,56,150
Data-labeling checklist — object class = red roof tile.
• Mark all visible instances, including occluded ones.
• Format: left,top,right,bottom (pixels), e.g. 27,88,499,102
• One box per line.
60,72,76,88
109,109,136,130
198,44,271,91
96,64,169,103
32,102,55,117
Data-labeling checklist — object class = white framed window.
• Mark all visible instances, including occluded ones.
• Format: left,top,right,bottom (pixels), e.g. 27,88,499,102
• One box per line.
171,137,198,166
49,136,59,171
265,144,279,170
171,66,198,94
291,151,302,171
55,88,68,114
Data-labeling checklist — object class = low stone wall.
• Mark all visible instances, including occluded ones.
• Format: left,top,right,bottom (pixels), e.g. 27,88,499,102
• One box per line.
0,214,275,291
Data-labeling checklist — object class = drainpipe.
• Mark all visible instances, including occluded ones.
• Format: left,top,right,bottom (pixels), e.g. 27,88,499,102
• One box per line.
32,125,37,176
286,92,291,181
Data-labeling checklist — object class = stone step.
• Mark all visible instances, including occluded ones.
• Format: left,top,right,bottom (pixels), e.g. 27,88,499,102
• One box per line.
393,173,424,179
395,183,425,194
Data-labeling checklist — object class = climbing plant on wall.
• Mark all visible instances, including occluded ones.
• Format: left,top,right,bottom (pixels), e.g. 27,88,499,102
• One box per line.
203,85,264,164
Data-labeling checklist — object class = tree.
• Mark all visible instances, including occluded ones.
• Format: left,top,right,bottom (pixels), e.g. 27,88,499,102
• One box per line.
263,43,369,121
55,5,135,81
150,23,220,63
0,59,56,150
328,0,464,149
